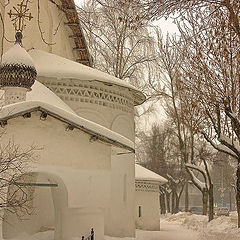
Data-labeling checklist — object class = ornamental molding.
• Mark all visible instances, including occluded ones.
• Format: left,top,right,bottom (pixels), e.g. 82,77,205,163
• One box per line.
41,79,134,113
0,63,36,89
4,89,26,105
135,180,160,193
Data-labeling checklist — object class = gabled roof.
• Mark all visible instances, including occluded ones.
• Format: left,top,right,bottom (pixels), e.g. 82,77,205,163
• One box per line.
58,0,92,66
135,164,167,184
0,101,134,152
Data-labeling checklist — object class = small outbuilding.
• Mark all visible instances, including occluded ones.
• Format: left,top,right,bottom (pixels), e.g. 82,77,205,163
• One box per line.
135,164,167,231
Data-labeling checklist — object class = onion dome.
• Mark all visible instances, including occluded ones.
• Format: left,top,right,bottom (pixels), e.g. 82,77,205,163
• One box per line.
0,33,37,90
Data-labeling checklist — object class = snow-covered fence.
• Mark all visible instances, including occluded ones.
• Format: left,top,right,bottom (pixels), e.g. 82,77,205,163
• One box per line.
82,228,94,240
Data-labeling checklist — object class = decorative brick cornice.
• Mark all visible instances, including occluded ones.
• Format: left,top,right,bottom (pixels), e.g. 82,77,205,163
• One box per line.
52,0,92,66
135,180,160,193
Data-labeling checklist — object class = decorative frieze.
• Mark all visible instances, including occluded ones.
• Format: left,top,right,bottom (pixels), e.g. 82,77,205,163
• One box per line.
41,80,134,113
3,87,27,105
135,180,160,193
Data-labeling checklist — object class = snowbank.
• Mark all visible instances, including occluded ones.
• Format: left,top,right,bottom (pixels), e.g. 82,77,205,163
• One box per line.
183,214,208,231
165,212,240,240
166,212,192,223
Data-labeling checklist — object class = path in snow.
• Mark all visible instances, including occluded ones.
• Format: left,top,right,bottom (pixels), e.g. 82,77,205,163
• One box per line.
135,220,199,240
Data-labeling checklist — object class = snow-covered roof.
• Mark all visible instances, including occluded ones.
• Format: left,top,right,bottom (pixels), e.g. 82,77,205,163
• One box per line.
0,81,75,114
27,81,75,114
0,101,134,152
2,44,34,67
28,49,145,105
135,164,167,184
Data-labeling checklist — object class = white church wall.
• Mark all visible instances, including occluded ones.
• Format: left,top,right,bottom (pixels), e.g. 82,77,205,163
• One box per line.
135,190,160,231
104,151,136,238
3,112,111,170
3,0,78,61
1,112,112,240
111,114,134,140
38,78,135,141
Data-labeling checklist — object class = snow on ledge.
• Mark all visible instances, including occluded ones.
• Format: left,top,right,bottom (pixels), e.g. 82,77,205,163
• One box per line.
135,164,167,184
0,101,134,152
27,81,75,114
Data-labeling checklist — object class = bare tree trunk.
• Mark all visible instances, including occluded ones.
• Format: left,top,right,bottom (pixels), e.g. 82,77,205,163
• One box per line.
229,190,232,211
236,162,240,228
208,184,214,221
171,191,176,214
185,176,189,212
160,193,166,214
202,188,208,215
175,192,180,213
166,192,171,213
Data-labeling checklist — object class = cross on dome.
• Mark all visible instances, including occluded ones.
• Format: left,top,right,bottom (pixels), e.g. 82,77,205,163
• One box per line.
0,1,36,105
8,1,33,33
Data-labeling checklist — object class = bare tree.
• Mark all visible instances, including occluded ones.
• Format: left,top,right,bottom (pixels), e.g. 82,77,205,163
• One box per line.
137,122,186,213
185,142,215,221
170,3,240,227
0,136,37,220
212,152,236,211
147,27,201,212
141,0,240,41
77,0,156,89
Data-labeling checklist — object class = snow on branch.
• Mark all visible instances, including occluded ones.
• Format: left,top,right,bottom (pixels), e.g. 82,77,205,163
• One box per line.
187,168,206,191
185,163,209,190
201,131,238,159
185,163,206,176
219,134,240,153
166,174,179,185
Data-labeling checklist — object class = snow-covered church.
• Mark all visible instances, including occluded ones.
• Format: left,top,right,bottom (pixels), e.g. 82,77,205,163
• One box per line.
0,1,146,240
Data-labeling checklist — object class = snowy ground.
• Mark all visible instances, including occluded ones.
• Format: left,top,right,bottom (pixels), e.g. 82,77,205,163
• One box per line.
0,212,239,240
106,212,240,240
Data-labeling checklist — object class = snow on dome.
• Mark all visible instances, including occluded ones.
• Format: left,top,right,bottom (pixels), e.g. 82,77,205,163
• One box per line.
27,81,75,114
0,44,36,89
2,44,34,67
29,49,145,105
135,164,167,184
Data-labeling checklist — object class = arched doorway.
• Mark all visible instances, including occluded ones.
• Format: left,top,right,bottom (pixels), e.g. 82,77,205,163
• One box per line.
2,172,68,239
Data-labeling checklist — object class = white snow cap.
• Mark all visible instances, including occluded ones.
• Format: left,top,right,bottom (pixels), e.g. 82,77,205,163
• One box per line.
29,49,145,105
1,43,35,67
135,164,168,184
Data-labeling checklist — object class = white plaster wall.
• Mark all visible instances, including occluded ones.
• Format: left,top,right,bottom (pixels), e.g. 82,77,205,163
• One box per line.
74,105,134,140
104,151,136,238
135,190,160,231
1,112,112,239
2,0,78,61
3,112,111,171
62,207,104,240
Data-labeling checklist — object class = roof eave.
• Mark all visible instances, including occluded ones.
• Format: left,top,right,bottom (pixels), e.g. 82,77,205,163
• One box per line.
0,104,134,153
